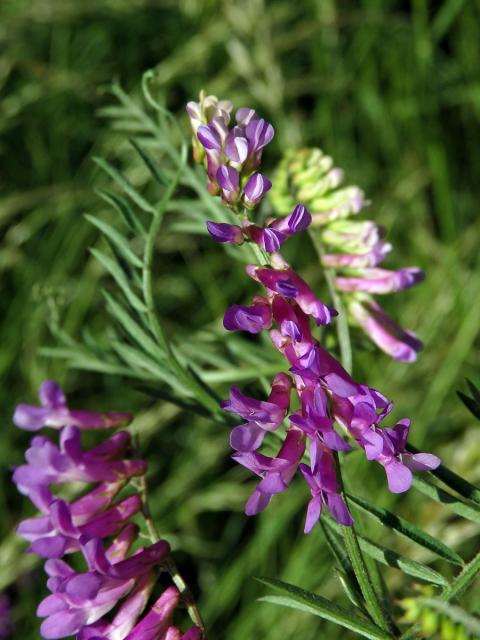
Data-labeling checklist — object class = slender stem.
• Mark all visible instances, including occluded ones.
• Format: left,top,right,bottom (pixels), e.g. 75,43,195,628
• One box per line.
333,454,397,636
136,473,207,636
308,229,353,373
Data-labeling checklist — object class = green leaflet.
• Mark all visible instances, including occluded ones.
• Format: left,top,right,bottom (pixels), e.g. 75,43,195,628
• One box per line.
85,214,143,268
95,189,146,235
324,518,449,587
347,494,464,566
103,292,164,362
441,550,480,602
90,248,147,312
93,156,157,215
412,475,480,523
129,137,170,187
256,577,393,640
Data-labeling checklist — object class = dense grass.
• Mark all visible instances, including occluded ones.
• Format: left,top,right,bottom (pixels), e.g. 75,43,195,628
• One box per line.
1,1,479,638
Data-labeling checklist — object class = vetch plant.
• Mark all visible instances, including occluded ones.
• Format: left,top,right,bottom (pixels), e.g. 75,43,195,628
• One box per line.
13,76,480,640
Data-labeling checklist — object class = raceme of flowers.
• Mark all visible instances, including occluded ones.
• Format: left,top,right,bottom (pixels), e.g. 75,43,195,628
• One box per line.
187,93,440,533
12,381,201,640
270,148,424,363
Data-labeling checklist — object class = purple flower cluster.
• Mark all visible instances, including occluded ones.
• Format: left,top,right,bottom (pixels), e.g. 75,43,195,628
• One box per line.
270,148,424,362
188,95,440,534
12,381,201,640
187,94,273,207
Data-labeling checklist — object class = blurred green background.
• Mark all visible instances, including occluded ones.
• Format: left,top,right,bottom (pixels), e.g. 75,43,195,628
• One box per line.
1,0,479,638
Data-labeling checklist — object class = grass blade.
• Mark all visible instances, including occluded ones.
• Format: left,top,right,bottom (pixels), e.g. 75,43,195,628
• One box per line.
441,550,480,602
347,494,464,566
412,475,480,523
85,214,143,268
324,518,448,587
256,577,392,640
93,156,156,215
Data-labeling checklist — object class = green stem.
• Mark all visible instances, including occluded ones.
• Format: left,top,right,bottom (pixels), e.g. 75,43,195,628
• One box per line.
309,229,352,373
136,473,207,637
334,455,397,636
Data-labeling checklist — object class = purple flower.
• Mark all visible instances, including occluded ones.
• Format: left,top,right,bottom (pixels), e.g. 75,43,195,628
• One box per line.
13,380,132,432
37,536,170,639
349,297,423,362
299,444,353,532
216,164,240,204
225,127,249,166
335,267,424,294
233,426,306,515
243,173,272,208
270,204,312,235
247,265,337,325
290,385,351,458
206,221,243,245
222,373,291,451
196,124,222,151
321,241,392,268
371,420,440,493
17,494,142,558
223,296,272,333
13,427,146,499
245,117,274,153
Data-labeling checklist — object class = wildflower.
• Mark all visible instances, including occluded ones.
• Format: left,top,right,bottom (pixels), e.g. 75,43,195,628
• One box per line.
269,147,424,361
13,379,131,432
13,382,204,639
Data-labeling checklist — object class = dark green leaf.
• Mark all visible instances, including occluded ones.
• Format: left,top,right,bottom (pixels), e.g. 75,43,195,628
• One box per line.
129,137,169,187
93,156,156,215
90,248,147,312
324,518,448,587
412,475,480,523
347,494,464,566
96,189,146,235
85,214,143,267
256,577,392,640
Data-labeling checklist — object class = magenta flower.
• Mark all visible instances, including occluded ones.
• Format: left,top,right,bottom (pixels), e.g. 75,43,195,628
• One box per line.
349,297,423,362
335,267,424,294
221,373,291,451
299,444,353,532
223,296,272,334
216,164,240,204
206,221,243,245
243,173,272,208
247,265,336,325
13,427,145,499
13,380,131,432
233,426,306,515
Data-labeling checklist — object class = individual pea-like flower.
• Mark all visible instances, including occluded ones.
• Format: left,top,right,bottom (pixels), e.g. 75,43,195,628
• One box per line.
221,373,291,451
269,147,424,362
299,444,353,532
232,426,306,515
13,379,132,431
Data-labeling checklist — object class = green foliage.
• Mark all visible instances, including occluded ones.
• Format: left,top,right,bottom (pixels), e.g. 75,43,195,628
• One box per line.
2,1,480,639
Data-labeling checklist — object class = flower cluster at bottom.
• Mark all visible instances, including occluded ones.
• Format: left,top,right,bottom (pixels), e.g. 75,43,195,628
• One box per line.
12,381,201,640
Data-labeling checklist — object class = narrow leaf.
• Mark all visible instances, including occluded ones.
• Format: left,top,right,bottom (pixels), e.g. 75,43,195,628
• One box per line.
85,214,143,267
103,292,164,362
256,577,392,640
412,475,480,523
324,518,448,587
129,137,169,186
90,248,147,312
442,550,480,602
347,494,464,566
96,189,145,235
93,157,156,215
